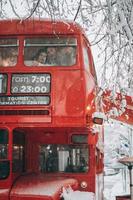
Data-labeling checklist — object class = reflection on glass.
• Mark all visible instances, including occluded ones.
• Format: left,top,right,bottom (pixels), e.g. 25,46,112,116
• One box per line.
39,144,88,173
0,144,8,159
0,74,7,93
0,129,8,159
0,38,18,67
24,37,77,66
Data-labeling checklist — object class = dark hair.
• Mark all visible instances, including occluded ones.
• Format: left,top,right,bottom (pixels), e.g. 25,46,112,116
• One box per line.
1,48,17,59
34,49,47,60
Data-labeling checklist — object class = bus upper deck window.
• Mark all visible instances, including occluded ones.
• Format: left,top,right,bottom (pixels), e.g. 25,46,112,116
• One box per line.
0,38,18,67
24,37,77,67
0,74,7,94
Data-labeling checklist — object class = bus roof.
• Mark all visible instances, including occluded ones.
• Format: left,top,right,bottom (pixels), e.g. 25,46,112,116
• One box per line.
0,19,85,36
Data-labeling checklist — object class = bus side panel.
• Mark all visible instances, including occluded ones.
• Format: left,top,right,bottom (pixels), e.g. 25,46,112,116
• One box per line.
0,189,10,200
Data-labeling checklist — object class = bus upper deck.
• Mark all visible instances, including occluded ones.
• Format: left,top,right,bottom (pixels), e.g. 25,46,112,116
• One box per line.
0,19,97,127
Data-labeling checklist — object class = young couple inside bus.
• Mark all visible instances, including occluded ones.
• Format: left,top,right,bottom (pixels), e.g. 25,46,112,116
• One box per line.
32,46,75,66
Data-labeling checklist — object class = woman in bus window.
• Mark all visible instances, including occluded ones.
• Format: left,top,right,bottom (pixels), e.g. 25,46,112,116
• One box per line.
33,49,47,66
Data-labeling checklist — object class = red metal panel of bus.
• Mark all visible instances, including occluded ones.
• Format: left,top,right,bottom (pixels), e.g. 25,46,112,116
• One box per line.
0,20,84,36
0,189,10,200
0,70,96,126
10,174,78,200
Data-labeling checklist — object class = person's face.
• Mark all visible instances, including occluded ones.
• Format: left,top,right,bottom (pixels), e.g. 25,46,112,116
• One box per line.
38,52,47,63
2,58,11,67
47,48,56,56
9,50,18,65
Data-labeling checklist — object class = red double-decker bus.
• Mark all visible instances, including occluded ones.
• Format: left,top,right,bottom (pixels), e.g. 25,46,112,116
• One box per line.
0,19,104,200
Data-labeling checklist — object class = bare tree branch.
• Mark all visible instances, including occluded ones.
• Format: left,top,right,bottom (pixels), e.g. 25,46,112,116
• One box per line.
24,0,41,20
74,0,82,21
9,0,21,19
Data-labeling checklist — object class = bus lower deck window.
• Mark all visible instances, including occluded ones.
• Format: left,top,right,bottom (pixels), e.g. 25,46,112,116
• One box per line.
0,129,9,180
39,144,89,173
0,129,8,159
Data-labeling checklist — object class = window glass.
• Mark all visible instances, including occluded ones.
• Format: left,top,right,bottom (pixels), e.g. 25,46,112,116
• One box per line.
0,160,10,179
0,129,9,180
0,129,8,159
87,46,98,83
39,144,88,173
12,131,25,173
0,74,7,94
71,135,88,144
83,45,98,83
24,37,77,66
0,38,18,67
13,145,24,172
83,47,90,73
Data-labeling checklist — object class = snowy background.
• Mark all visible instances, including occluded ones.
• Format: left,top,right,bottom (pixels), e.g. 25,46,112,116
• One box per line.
104,119,133,200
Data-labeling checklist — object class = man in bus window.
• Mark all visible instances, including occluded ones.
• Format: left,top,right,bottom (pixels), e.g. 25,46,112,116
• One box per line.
33,49,47,66
57,47,75,66
63,47,76,65
47,47,57,65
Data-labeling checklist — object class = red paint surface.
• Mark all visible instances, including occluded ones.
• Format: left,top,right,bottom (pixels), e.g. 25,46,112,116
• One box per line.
10,174,78,200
